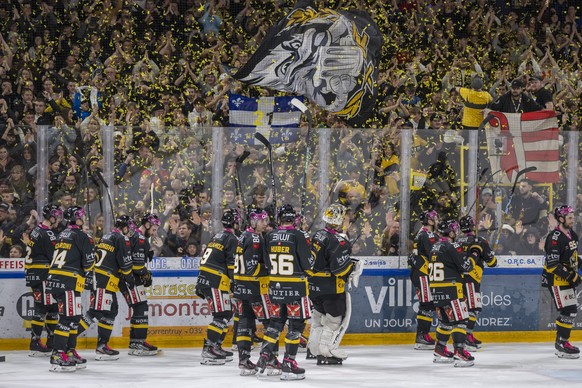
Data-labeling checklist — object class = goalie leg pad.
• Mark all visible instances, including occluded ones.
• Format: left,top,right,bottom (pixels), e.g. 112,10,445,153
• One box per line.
319,314,348,360
307,309,324,356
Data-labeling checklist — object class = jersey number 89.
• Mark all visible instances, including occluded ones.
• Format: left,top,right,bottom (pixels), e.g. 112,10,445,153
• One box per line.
428,262,445,282
269,253,294,276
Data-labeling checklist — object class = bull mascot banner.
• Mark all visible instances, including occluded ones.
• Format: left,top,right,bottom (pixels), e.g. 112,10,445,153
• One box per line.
232,0,382,127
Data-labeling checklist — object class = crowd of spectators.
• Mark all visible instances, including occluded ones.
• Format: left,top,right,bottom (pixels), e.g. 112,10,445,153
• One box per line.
0,0,580,258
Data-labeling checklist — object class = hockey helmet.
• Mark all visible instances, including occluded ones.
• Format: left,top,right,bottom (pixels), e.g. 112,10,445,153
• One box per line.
64,206,85,224
42,204,63,220
248,207,268,222
114,215,132,229
141,213,161,226
437,219,460,236
322,204,346,227
459,215,475,233
419,210,439,225
277,204,296,224
221,208,240,228
554,205,574,222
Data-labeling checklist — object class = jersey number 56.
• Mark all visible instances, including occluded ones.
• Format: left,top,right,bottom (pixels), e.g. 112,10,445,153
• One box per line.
269,253,294,276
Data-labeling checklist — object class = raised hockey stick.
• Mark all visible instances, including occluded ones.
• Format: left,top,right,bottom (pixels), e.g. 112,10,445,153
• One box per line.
291,98,313,220
254,132,277,214
235,150,251,212
492,166,537,250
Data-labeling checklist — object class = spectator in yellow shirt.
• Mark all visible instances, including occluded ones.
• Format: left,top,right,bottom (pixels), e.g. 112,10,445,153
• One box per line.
457,77,492,129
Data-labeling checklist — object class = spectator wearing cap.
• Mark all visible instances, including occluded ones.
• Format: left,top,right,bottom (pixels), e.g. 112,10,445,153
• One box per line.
527,74,554,110
508,178,547,226
489,78,543,113
456,77,493,129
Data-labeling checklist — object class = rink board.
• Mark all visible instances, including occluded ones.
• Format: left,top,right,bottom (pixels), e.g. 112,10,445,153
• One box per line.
0,255,568,350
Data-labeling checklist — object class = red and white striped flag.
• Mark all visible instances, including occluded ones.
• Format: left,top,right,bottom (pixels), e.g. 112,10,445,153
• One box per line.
486,110,560,183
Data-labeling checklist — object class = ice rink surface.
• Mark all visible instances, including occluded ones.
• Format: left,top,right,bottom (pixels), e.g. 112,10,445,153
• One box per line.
2,343,582,388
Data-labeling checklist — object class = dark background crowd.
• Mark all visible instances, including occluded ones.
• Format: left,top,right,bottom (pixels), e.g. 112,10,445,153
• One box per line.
0,0,580,259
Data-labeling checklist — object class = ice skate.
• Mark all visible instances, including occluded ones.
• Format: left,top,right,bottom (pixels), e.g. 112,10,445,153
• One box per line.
129,341,159,356
66,349,87,369
29,338,51,357
465,333,482,351
306,348,316,360
266,354,283,376
214,344,233,362
433,343,454,364
280,357,305,380
95,343,120,361
49,350,76,373
239,358,258,376
255,352,270,377
316,355,343,365
414,333,436,350
200,340,226,365
453,347,475,367
555,340,580,359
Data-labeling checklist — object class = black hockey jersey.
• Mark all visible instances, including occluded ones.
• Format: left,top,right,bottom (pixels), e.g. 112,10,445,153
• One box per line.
266,226,314,304
457,232,496,283
130,230,153,277
408,227,438,275
429,238,473,306
94,229,133,292
25,224,57,287
197,228,238,291
234,228,269,300
542,228,580,288
308,228,353,296
47,225,96,293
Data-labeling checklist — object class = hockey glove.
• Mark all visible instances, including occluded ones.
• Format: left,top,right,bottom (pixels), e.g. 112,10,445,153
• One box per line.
140,270,153,287
348,258,364,291
124,273,135,290
568,272,581,287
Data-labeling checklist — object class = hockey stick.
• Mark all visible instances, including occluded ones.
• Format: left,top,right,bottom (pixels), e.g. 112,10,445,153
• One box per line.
254,132,277,214
235,150,250,213
93,170,117,221
492,166,537,250
291,98,313,220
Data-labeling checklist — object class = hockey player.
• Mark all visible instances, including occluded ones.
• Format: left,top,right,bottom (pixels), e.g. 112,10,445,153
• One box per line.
196,208,240,365
124,212,161,356
77,215,134,361
25,204,62,357
255,204,315,380
429,219,475,367
408,209,439,350
45,206,96,372
457,215,497,351
234,207,275,376
308,204,353,365
542,205,580,359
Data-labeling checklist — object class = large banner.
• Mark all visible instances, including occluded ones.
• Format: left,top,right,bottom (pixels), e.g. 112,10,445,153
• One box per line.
0,256,562,341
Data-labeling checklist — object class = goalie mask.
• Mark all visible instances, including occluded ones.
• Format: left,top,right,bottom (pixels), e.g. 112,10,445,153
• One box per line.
323,204,346,228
